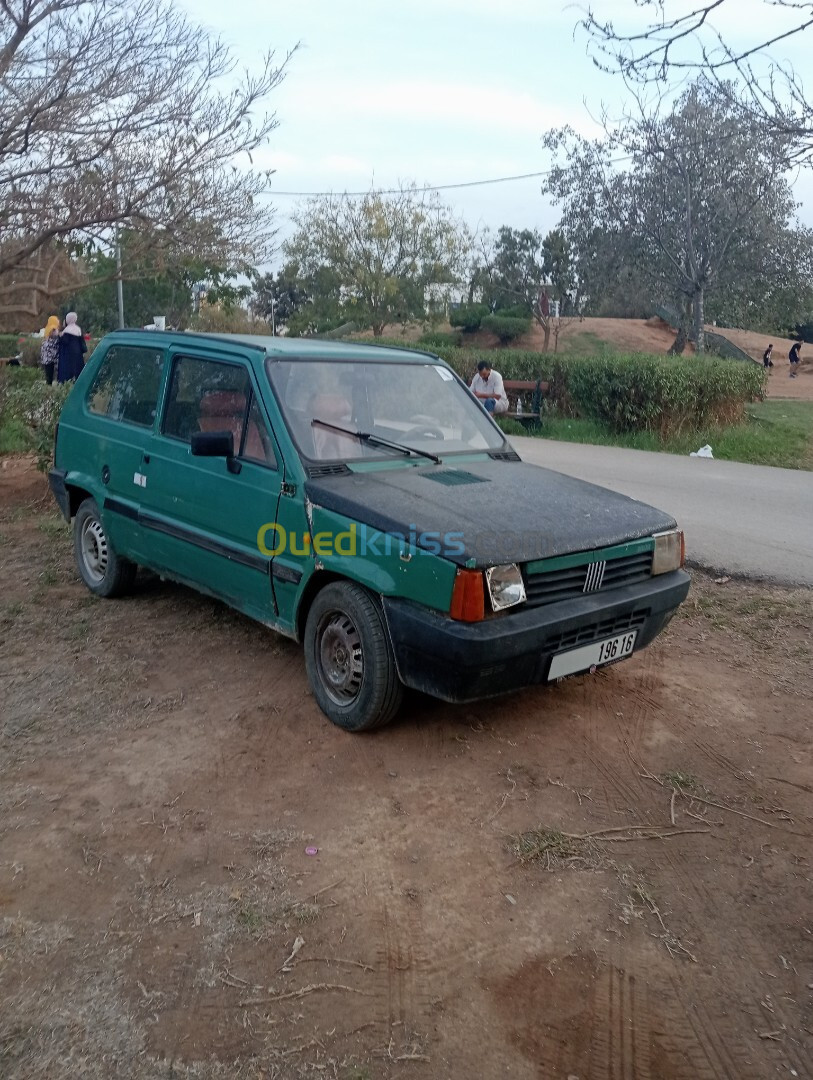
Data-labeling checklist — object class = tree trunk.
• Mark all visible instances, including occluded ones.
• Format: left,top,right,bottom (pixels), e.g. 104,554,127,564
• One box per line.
668,326,688,355
693,287,705,354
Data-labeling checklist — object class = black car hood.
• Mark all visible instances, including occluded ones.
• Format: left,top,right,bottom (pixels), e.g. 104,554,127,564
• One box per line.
305,458,676,567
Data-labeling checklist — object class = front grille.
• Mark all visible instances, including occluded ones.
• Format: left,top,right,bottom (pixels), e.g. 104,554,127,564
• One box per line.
543,608,650,654
525,550,653,608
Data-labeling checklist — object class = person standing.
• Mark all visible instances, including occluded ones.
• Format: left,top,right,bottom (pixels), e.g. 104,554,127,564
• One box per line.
57,312,87,383
762,344,773,369
789,341,802,379
470,360,508,415
40,315,60,385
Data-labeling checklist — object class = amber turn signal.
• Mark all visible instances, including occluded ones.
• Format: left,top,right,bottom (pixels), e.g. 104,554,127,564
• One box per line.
449,568,486,622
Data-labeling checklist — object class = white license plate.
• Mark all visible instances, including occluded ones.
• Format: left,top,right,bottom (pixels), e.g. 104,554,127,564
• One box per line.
547,630,638,681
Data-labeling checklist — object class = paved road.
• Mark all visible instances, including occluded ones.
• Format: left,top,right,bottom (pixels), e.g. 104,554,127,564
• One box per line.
511,436,813,587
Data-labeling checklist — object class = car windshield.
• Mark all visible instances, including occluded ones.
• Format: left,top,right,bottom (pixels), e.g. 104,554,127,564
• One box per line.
266,358,508,462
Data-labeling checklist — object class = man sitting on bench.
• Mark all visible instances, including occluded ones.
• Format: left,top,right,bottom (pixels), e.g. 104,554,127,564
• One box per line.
470,360,508,415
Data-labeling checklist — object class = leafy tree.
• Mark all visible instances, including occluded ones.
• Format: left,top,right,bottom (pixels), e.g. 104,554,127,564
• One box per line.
284,185,472,336
250,268,310,332
543,80,797,351
474,226,582,350
0,0,293,326
477,227,541,313
541,230,577,314
61,237,249,334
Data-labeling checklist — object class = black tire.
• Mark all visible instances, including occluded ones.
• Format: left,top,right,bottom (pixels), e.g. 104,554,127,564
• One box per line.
73,497,137,598
304,581,404,732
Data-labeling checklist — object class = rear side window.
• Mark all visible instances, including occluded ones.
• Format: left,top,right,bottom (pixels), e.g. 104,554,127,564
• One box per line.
87,345,164,427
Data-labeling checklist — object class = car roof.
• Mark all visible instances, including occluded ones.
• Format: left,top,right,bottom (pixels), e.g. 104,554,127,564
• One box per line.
105,329,442,365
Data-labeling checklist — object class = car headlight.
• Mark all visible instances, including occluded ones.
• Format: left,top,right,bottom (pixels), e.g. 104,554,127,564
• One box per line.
652,530,685,575
485,563,526,611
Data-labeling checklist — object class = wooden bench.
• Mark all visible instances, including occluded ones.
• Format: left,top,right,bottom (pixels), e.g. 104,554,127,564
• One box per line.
502,379,549,425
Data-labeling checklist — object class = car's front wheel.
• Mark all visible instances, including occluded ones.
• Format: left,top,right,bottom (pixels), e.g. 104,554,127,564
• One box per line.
73,497,137,598
304,581,404,732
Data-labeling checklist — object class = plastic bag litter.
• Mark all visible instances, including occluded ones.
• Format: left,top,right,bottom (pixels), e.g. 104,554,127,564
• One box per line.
690,444,714,458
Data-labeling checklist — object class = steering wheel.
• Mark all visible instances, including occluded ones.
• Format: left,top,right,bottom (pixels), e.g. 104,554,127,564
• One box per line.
402,424,445,441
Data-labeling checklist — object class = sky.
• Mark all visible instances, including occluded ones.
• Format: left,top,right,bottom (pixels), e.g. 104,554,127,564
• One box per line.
181,0,813,268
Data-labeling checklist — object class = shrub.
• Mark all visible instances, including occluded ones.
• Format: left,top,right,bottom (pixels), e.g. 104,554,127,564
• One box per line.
18,338,43,366
0,334,22,358
495,304,532,320
417,330,463,350
2,378,72,470
449,303,489,333
481,314,532,344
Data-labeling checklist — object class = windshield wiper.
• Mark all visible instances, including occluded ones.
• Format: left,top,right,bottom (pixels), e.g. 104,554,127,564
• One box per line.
311,419,441,464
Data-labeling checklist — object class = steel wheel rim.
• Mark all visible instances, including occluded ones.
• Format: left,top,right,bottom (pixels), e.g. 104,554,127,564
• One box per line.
316,610,364,706
80,517,109,584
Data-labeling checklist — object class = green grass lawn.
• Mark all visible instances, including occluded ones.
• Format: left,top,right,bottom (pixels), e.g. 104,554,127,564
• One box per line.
500,400,813,470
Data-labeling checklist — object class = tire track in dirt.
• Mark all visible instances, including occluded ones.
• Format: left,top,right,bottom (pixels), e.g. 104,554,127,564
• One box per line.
691,737,756,784
564,656,795,1080
655,840,810,1079
588,964,653,1080
577,659,663,816
617,668,812,1076
374,886,434,1062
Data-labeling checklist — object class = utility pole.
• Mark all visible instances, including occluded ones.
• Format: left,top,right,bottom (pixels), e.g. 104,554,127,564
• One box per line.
115,229,124,329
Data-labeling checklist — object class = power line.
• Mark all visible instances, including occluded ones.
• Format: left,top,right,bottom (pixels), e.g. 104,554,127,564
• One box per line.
266,157,638,198
267,169,554,197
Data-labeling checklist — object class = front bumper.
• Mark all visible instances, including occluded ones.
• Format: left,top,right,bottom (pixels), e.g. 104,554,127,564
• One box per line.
382,569,690,703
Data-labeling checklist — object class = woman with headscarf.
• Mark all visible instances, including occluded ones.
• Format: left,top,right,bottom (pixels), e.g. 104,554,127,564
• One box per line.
40,315,61,384
57,312,87,383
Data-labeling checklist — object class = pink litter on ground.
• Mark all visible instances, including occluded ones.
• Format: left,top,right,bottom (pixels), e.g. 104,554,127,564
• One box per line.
305,846,318,856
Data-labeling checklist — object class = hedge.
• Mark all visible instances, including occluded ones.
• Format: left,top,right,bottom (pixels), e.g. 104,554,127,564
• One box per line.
369,339,766,436
417,330,463,350
0,334,22,358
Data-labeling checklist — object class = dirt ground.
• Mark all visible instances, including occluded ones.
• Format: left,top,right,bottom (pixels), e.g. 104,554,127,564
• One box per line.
1,457,812,1080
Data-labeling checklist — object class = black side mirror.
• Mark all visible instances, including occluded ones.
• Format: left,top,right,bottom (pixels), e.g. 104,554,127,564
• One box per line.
190,430,241,474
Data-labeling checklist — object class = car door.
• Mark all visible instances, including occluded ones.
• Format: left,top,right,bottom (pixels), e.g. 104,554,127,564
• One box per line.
138,349,283,624
82,341,166,562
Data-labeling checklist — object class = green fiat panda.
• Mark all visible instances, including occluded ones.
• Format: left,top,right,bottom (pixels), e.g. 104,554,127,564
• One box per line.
49,331,689,731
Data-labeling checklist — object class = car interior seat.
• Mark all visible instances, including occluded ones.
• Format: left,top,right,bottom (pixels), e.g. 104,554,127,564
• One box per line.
198,391,247,452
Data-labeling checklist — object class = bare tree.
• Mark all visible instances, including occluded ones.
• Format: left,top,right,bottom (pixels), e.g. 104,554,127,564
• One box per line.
0,0,293,323
580,1,813,158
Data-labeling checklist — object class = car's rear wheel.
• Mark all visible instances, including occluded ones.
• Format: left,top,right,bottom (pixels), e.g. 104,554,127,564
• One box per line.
74,497,137,598
304,581,403,732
